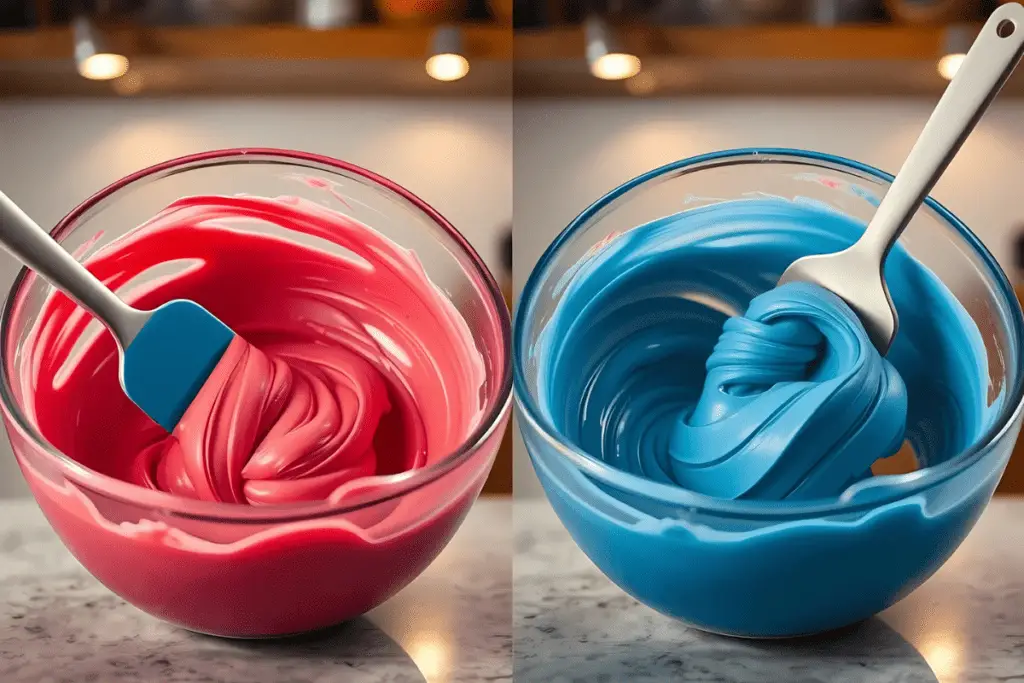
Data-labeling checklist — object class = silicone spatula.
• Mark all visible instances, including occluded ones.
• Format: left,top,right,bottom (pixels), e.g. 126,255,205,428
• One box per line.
779,2,1024,354
0,190,235,432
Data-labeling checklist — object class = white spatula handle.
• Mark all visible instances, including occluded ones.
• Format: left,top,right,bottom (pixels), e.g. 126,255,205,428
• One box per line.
0,191,146,345
858,2,1024,262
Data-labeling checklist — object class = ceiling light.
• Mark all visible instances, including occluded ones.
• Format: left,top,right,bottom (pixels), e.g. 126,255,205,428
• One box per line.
73,15,128,81
938,25,974,81
585,15,641,81
426,26,469,82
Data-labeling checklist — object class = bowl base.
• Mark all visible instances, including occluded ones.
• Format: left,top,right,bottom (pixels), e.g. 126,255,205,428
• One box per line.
184,620,351,641
686,617,871,641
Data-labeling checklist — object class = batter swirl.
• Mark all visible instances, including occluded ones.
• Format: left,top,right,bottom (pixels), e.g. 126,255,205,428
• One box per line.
670,282,907,500
23,193,486,506
536,196,990,502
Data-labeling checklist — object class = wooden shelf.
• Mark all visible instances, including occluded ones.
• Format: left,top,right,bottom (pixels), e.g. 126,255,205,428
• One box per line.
514,24,1024,97
0,24,513,97
4,23,1023,98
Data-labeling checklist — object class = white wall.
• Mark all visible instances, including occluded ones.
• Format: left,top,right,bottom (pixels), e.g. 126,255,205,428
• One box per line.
0,97,512,498
513,97,1024,498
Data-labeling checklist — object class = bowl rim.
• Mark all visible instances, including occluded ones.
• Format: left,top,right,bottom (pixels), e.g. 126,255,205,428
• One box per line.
513,147,1024,520
0,147,512,523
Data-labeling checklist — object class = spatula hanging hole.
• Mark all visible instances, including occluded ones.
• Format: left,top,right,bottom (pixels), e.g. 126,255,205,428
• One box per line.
997,20,1016,39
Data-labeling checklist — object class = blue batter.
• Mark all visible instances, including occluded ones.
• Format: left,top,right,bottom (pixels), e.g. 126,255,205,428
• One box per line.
672,281,908,500
536,196,994,503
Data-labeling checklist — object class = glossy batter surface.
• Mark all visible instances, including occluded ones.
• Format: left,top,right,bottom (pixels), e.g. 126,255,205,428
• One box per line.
536,196,993,503
670,281,908,500
24,194,486,506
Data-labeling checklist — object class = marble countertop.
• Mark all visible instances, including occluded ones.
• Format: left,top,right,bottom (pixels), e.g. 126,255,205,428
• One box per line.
515,498,1024,683
0,497,511,683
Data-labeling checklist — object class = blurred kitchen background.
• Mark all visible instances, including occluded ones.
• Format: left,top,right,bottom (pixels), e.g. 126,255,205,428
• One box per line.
0,0,513,498
512,0,1024,497
6,1,1024,503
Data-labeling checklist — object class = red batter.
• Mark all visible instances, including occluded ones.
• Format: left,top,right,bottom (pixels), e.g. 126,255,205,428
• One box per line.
8,192,502,636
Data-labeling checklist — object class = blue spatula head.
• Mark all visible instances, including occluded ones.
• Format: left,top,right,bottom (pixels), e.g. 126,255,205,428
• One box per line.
120,299,235,432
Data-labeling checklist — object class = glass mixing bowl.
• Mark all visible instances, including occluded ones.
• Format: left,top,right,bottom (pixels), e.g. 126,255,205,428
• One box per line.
514,148,1024,638
0,149,511,638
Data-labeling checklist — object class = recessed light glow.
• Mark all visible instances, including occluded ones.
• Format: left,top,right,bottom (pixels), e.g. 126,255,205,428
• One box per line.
426,53,469,82
73,15,128,81
591,53,642,81
78,52,129,81
937,52,966,81
938,24,974,82
585,15,641,81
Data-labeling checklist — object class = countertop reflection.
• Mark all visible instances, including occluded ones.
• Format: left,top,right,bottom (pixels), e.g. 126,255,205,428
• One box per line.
515,498,1024,683
0,497,511,683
